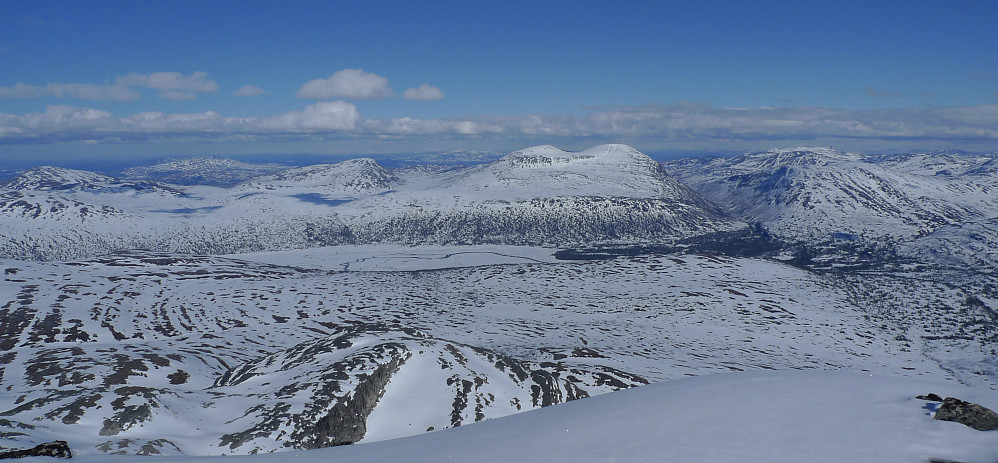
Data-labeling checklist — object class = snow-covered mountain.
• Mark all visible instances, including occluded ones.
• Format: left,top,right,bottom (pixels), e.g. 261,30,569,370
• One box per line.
663,147,998,272
3,166,184,196
120,157,284,187
664,147,995,241
0,145,740,260
4,166,118,191
234,158,399,194
458,144,687,198
670,148,998,240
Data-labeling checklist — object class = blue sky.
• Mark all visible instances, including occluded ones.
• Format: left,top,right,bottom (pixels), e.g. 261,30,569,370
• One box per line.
1,0,997,162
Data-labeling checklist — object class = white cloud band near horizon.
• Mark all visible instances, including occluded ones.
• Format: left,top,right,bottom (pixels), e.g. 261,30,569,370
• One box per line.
1,101,997,150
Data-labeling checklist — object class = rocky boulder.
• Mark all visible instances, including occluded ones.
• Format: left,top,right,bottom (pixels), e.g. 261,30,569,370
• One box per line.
934,397,998,431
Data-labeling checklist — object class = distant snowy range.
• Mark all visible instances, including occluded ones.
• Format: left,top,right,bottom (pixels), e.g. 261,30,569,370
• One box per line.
1,144,997,462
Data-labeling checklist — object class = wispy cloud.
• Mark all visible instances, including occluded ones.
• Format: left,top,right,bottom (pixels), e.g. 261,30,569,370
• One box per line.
865,86,902,98
2,102,997,148
233,85,267,97
115,71,218,100
0,82,140,101
402,83,445,101
297,69,393,100
0,71,218,101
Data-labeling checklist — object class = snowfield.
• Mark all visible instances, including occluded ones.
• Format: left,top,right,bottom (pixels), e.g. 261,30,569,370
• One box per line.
69,371,998,463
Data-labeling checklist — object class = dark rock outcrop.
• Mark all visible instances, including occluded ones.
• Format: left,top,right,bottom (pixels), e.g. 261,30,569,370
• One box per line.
934,397,998,431
0,441,72,459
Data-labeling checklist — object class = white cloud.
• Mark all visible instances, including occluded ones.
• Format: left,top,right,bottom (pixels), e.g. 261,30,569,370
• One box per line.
3,102,998,148
0,126,24,138
19,105,114,128
365,117,503,135
0,101,360,141
0,82,140,101
115,71,219,100
260,101,360,131
296,69,392,100
403,83,445,101
233,85,268,97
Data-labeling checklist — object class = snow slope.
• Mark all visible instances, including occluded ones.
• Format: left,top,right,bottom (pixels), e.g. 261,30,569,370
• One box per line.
3,248,994,455
69,371,998,463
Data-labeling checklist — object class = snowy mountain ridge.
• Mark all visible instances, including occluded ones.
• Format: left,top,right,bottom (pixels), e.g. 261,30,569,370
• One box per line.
120,157,283,187
663,146,998,246
3,166,183,196
0,144,739,261
234,158,399,193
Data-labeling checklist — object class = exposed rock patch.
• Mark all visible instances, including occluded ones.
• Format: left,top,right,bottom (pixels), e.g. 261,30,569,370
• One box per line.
0,441,72,459
933,396,998,431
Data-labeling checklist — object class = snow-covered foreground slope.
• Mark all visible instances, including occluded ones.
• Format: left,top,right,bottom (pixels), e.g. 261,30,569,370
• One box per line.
71,371,998,463
2,248,995,455
0,144,739,261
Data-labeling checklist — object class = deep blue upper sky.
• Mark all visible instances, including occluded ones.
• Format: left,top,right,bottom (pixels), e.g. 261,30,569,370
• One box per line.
1,0,996,162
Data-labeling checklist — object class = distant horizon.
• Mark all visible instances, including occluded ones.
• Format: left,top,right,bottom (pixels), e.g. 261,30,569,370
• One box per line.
1,142,994,177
